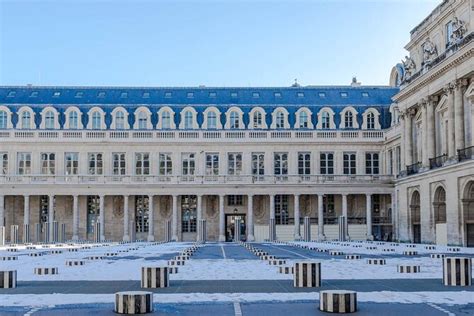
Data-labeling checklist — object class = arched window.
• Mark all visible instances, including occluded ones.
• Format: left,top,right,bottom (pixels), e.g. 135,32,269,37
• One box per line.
162,111,171,129
69,111,78,129
115,111,125,129
21,111,31,129
91,111,101,129
345,111,353,128
0,111,7,129
410,190,421,243
207,111,217,129
276,111,285,129
229,111,240,129
253,111,263,128
184,111,193,129
299,111,309,128
367,112,375,130
45,110,55,129
138,111,148,129
321,111,330,129
433,187,446,224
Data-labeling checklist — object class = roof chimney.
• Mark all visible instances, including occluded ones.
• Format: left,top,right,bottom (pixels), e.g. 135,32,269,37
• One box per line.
351,77,361,87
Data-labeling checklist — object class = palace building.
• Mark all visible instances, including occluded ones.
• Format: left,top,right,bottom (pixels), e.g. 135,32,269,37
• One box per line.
0,0,473,246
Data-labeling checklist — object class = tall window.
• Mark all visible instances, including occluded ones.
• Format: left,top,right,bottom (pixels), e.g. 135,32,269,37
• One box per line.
41,153,55,175
253,111,263,128
275,195,289,225
252,152,265,180
446,21,454,46
0,111,7,129
276,111,285,128
17,152,31,175
344,111,353,128
88,153,103,175
228,153,242,175
388,150,393,175
112,153,126,175
320,152,334,175
45,110,55,129
365,152,379,175
135,153,150,175
21,111,31,129
184,111,193,129
181,195,197,232
91,111,101,129
298,152,311,176
135,196,149,233
40,195,50,225
1,153,8,174
299,111,309,128
181,153,195,176
207,111,217,129
116,111,125,129
367,112,375,130
274,152,288,179
228,195,243,206
86,196,100,234
162,111,171,129
138,112,147,129
321,112,330,129
65,152,79,175
323,195,335,222
69,111,78,129
159,153,172,175
343,152,357,175
229,111,240,129
205,153,219,175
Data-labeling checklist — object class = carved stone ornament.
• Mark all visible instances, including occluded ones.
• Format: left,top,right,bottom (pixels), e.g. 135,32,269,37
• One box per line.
451,17,467,43
422,38,438,64
401,55,416,80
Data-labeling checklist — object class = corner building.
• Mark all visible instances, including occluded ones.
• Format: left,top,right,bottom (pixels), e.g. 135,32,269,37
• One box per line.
0,0,472,246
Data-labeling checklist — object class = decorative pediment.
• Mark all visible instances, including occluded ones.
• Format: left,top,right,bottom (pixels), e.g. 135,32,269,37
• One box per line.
435,94,448,113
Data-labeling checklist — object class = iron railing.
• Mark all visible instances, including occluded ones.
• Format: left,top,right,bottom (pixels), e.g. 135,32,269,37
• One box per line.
429,154,447,170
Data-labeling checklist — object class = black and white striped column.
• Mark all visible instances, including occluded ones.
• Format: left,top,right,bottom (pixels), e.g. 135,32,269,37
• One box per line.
52,221,59,243
35,223,41,243
397,265,420,273
294,261,321,287
94,221,101,243
303,216,311,242
43,223,50,243
130,220,136,242
60,223,66,243
0,226,5,246
0,271,16,288
115,291,153,314
23,224,30,243
164,220,171,242
141,267,169,288
338,215,347,242
34,267,59,275
10,225,19,244
234,218,241,242
320,290,357,313
269,218,276,241
198,219,206,243
443,257,472,286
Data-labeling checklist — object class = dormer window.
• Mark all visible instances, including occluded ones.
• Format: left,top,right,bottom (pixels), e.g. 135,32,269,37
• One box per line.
75,92,84,98
318,92,326,98
164,92,172,98
142,92,150,98
321,112,330,129
230,92,238,98
30,91,39,98
252,92,260,98
7,91,16,98
340,92,348,98
53,92,61,97
367,112,375,130
362,92,369,97
297,92,304,98
187,92,194,98
120,92,128,98
98,92,106,98
274,92,282,98
209,92,216,98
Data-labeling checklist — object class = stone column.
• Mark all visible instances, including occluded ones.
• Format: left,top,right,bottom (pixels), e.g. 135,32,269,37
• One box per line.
0,195,4,227
293,194,301,239
196,195,202,241
454,80,465,151
23,195,30,226
123,195,129,241
247,194,255,241
269,194,275,220
391,192,397,241
147,195,154,241
366,194,372,240
446,84,456,158
99,195,105,241
218,194,225,242
421,100,429,167
427,96,436,160
341,194,348,238
171,195,178,241
400,114,406,169
405,110,413,166
72,195,79,241
48,194,54,241
318,194,324,240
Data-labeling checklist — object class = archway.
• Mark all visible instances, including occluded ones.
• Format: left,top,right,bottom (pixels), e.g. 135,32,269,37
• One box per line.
462,181,474,247
433,186,447,245
410,191,421,243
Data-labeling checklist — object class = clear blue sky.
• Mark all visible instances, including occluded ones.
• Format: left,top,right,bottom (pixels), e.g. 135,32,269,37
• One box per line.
0,0,439,87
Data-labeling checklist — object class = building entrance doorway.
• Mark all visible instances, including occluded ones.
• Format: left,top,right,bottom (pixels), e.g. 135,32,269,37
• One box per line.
413,224,421,243
467,224,474,247
226,214,246,242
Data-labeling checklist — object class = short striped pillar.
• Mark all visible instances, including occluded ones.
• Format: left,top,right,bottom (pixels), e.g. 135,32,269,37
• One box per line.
403,250,418,256
320,290,357,313
164,220,171,242
338,215,347,241
329,250,344,256
0,226,5,246
269,218,276,241
10,225,19,244
198,219,206,243
367,258,386,265
65,260,85,266
34,267,59,275
94,222,101,243
279,266,294,274
169,266,178,274
0,271,17,288
52,221,59,243
22,224,30,243
115,291,153,314
35,223,41,242
294,261,321,287
345,254,361,260
397,265,420,273
431,254,445,259
141,267,169,288
234,218,241,242
60,223,66,243
443,257,472,286
43,223,50,243
1,256,18,261
303,216,311,242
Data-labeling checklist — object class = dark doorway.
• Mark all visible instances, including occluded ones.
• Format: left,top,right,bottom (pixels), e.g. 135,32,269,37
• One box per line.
225,214,246,242
467,224,474,247
413,224,421,244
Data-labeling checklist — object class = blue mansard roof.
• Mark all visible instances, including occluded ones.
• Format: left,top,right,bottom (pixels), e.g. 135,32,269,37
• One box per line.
0,85,399,129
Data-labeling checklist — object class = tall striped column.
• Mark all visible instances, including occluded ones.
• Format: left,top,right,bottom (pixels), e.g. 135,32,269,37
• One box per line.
10,225,19,244
122,195,129,242
23,224,30,244
43,223,50,243
303,216,311,242
23,195,30,243
48,195,54,242
269,218,276,241
94,221,101,243
443,257,472,286
130,220,136,242
35,223,41,243
147,195,154,242
72,195,79,241
99,195,105,241
338,215,347,242
60,223,66,242
0,226,4,246
52,221,59,243
198,219,206,243
196,195,203,242
294,261,321,287
234,218,241,242
164,220,171,242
